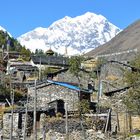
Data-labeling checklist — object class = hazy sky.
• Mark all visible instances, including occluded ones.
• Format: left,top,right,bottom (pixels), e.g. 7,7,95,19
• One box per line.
0,0,139,38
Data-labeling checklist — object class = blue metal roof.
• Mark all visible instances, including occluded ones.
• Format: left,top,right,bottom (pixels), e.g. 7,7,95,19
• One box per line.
47,80,92,93
47,80,80,91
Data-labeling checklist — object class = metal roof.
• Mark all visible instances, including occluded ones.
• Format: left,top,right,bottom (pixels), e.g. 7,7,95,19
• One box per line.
46,80,92,94
29,79,92,94
31,55,69,66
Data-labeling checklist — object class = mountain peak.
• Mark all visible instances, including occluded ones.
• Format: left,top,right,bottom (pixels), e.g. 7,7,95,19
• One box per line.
76,12,106,22
18,12,121,55
83,12,104,18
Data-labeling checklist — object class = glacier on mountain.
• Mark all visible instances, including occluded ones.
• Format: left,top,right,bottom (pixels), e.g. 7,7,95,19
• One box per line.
17,12,121,56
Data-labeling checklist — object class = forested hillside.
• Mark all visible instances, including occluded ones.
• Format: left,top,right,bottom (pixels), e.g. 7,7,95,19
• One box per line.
0,30,31,60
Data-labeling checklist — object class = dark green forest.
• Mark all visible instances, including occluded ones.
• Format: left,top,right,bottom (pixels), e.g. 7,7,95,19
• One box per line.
0,30,31,60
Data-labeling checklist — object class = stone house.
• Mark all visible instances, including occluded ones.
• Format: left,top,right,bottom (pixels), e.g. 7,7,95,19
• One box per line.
28,80,92,111
6,58,38,82
2,108,47,138
30,55,69,71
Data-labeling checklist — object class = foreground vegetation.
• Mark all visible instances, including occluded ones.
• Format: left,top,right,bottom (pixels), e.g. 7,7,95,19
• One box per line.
123,55,140,114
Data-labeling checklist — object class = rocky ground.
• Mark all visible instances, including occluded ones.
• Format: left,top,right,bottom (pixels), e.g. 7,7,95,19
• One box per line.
38,129,129,140
37,118,127,140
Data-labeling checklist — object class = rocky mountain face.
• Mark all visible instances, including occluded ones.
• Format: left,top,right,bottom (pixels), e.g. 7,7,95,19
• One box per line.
85,20,140,60
17,12,121,56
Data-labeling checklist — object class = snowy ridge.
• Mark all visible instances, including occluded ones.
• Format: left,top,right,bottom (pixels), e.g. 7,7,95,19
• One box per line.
18,12,121,56
0,26,7,32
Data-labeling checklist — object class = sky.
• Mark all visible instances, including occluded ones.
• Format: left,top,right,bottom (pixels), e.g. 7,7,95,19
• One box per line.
0,0,140,38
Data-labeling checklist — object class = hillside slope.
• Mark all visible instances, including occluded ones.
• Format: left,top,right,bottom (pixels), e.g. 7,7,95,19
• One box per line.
85,20,140,59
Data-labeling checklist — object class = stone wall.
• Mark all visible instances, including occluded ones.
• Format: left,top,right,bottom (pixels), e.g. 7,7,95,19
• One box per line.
3,113,19,138
2,112,34,138
28,84,79,111
54,70,91,89
99,62,127,93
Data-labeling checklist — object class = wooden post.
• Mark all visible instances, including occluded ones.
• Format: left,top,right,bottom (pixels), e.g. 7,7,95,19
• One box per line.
126,112,128,133
65,93,68,140
10,89,14,140
97,66,102,113
97,69,100,103
33,80,37,140
23,90,29,140
105,109,111,133
42,125,46,140
39,56,41,80
116,111,120,131
128,112,132,132
123,112,126,138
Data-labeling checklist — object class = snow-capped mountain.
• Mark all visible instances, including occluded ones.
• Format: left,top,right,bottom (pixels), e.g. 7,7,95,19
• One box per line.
18,12,121,56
